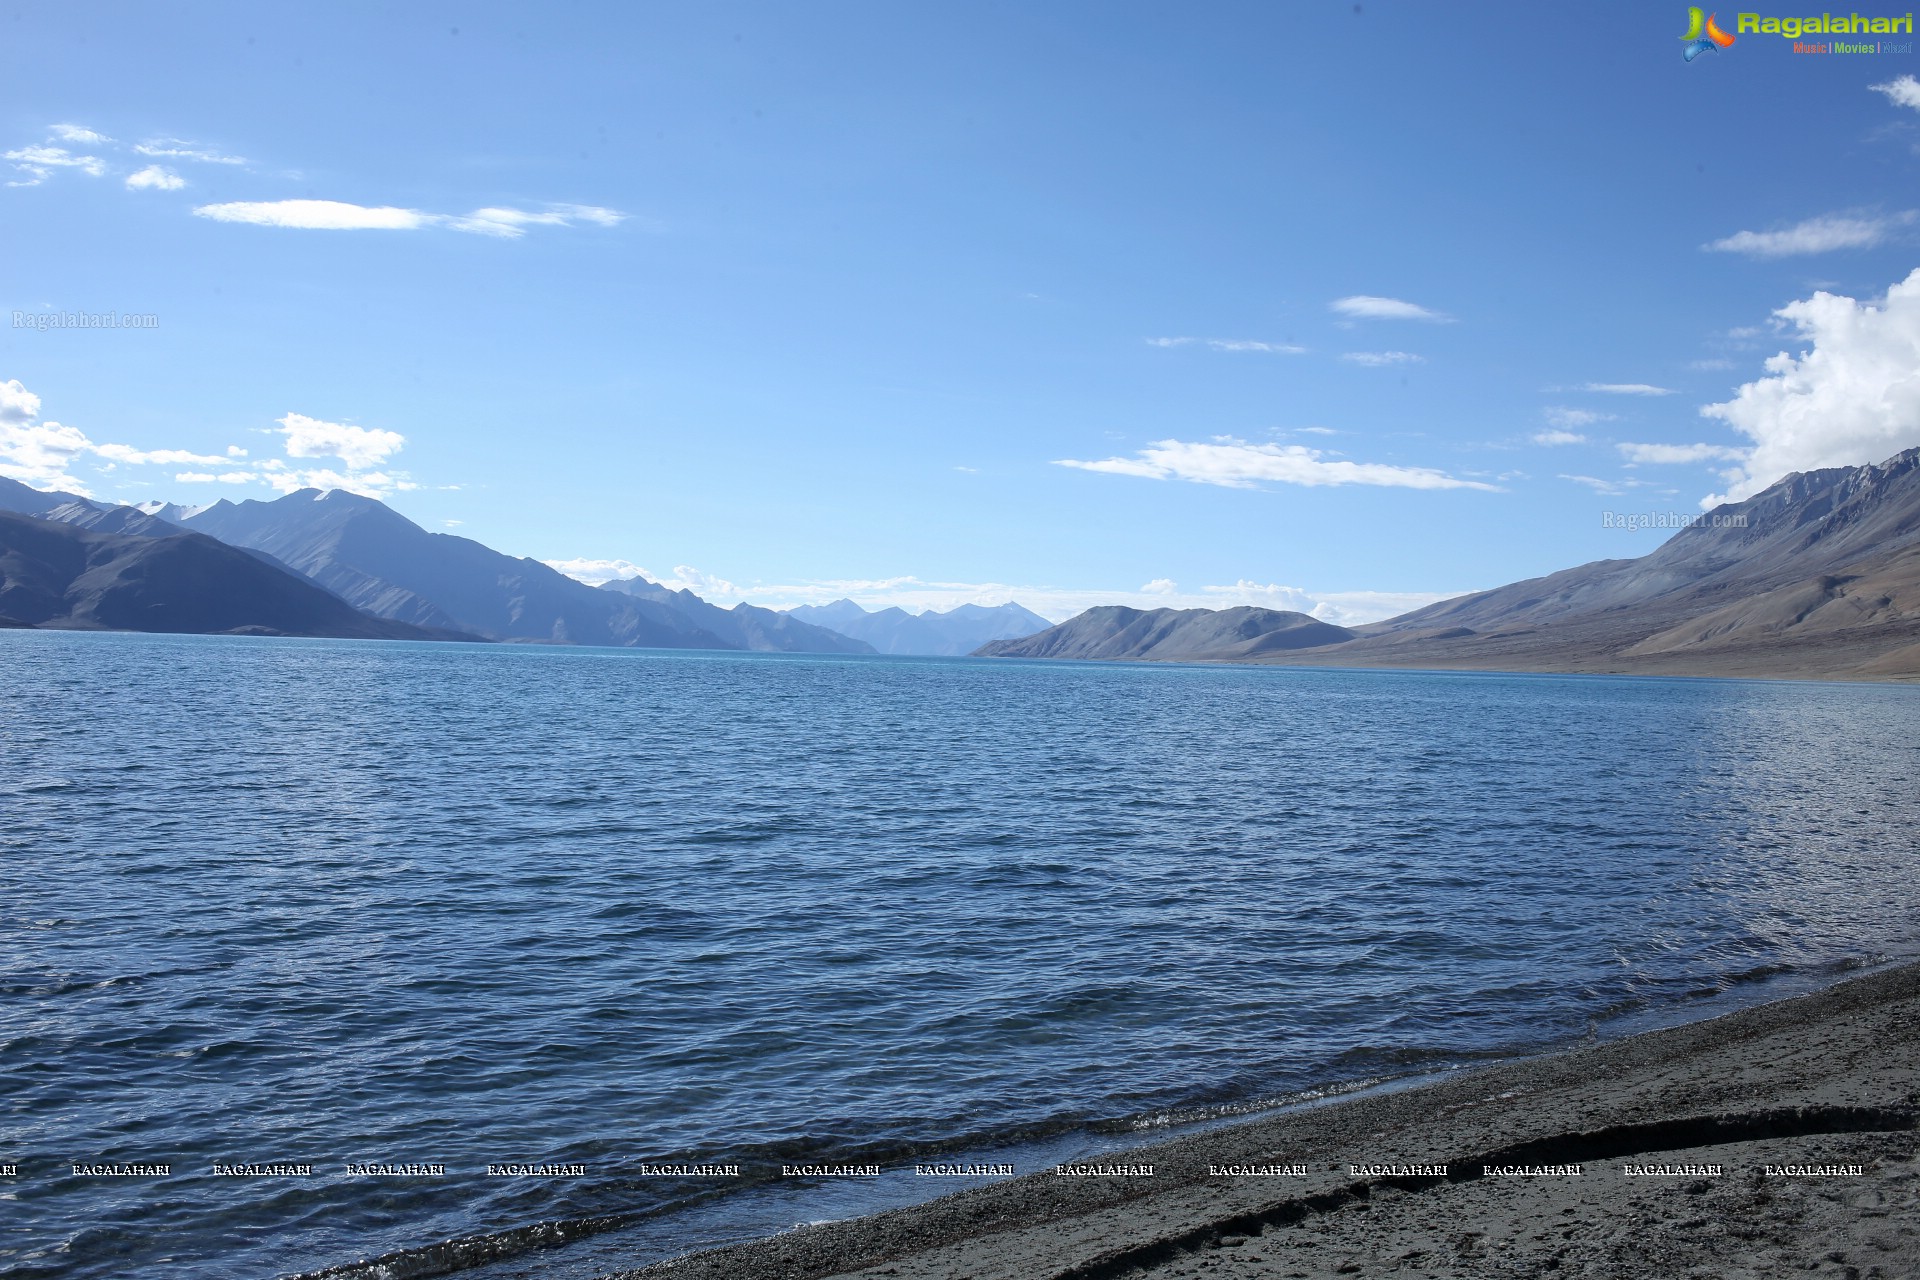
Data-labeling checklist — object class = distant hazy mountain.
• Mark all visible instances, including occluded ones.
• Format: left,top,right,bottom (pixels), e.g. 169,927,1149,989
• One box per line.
0,509,453,640
786,598,1053,656
976,606,1354,660
602,578,874,654
160,489,734,648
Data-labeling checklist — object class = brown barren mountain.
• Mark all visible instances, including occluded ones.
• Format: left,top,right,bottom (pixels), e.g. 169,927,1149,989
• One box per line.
981,447,1920,680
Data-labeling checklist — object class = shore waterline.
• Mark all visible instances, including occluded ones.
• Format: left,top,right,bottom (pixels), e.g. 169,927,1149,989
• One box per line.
3,631,1919,1279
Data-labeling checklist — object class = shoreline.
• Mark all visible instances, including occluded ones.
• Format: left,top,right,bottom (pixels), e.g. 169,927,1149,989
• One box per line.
608,959,1920,1280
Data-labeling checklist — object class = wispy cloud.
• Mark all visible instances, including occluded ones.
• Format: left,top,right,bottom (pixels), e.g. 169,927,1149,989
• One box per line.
1579,382,1673,396
1558,473,1647,495
1617,442,1747,464
1144,336,1305,353
4,144,107,185
1055,437,1497,491
1341,350,1424,366
1206,338,1305,354
1870,74,1920,111
1330,295,1451,322
133,139,246,166
193,198,627,237
1544,406,1614,429
50,123,111,145
1704,211,1915,258
1532,429,1588,446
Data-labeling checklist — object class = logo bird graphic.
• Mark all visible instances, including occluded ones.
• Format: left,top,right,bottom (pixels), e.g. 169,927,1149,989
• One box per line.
1681,7,1736,60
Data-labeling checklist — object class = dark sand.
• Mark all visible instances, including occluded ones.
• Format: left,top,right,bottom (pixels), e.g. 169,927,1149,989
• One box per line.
611,961,1920,1280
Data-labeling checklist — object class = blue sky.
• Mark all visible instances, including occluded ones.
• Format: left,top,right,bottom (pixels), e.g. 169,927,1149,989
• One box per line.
5,2,1920,622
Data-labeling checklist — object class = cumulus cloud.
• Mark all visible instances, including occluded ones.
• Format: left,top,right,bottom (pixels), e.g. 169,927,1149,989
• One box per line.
1704,212,1914,258
1870,74,1920,111
193,198,627,237
1055,437,1498,491
276,412,405,470
1342,350,1424,366
545,558,651,585
0,379,94,492
0,379,425,501
1532,429,1588,446
1330,295,1451,322
1618,442,1748,465
1701,268,1920,504
50,124,111,144
1140,578,1179,594
125,165,185,191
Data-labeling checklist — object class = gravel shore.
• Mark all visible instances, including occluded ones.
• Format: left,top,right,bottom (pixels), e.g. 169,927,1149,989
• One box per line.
610,960,1920,1280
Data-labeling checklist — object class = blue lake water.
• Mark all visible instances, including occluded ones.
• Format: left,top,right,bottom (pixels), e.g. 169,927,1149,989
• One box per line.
3,630,1918,1279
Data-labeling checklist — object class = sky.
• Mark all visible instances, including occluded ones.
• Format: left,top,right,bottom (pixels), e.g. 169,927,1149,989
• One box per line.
5,2,1920,624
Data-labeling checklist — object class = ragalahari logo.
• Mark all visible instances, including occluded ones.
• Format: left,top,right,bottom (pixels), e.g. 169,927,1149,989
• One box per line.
1682,8,1738,58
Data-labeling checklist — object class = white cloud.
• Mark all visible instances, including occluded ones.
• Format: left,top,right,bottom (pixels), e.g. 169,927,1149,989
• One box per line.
1206,338,1305,354
1870,74,1920,111
194,199,431,231
1701,268,1920,504
174,470,258,484
1342,350,1424,366
0,379,425,502
1294,426,1338,436
664,564,740,597
93,443,233,466
125,165,185,191
1617,442,1748,465
192,198,627,237
1704,212,1914,258
1580,383,1674,396
4,144,106,184
133,139,246,165
1558,473,1646,495
1144,337,1194,347
1140,578,1179,594
1055,437,1498,491
0,379,93,493
1544,407,1614,430
1532,429,1588,446
546,558,651,585
50,124,111,144
275,412,405,470
1330,296,1450,322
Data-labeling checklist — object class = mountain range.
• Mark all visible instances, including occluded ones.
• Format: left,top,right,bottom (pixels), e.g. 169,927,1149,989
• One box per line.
0,478,874,653
785,598,1054,656
0,508,452,640
980,447,1920,680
